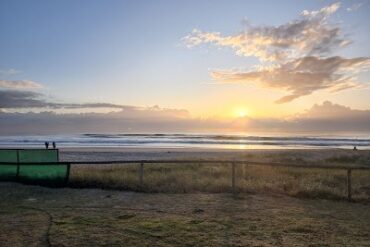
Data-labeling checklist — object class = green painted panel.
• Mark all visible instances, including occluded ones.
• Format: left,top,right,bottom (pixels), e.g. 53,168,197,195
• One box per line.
0,150,18,162
19,164,68,184
0,164,17,180
19,150,58,162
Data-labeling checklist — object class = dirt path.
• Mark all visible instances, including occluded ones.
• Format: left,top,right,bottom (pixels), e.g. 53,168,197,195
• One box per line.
0,183,369,246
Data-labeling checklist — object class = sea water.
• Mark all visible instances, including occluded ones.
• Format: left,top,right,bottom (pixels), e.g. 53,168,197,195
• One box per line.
0,133,369,149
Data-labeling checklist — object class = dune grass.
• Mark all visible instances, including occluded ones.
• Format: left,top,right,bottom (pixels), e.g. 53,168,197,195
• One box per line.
69,163,370,201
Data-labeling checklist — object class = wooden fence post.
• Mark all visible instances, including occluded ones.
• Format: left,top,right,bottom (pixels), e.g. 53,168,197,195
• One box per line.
347,169,352,202
16,150,20,182
231,162,236,195
139,163,144,186
65,163,71,185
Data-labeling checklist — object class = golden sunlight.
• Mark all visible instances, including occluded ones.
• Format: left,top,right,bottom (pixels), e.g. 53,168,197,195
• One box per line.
238,111,247,118
234,107,250,118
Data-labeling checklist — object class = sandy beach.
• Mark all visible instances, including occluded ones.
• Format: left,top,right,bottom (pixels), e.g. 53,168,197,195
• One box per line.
59,147,370,166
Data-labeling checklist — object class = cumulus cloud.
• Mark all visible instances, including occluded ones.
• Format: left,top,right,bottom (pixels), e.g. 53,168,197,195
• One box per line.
290,101,370,132
0,80,43,90
183,2,370,103
301,1,340,17
211,56,370,103
300,101,370,120
183,2,346,62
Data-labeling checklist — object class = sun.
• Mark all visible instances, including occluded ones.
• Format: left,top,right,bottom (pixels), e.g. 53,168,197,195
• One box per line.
238,111,247,118
233,107,250,118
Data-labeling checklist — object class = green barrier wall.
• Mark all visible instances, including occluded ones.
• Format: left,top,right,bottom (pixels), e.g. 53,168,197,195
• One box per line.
0,164,17,180
0,149,59,163
19,149,59,162
0,150,20,181
19,164,69,184
0,149,69,186
0,150,18,162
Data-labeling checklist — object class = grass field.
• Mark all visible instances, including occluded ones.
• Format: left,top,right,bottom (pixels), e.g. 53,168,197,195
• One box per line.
1,182,370,247
1,150,370,246
69,162,370,201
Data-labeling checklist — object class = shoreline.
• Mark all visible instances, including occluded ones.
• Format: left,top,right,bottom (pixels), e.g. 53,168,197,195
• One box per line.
1,133,370,151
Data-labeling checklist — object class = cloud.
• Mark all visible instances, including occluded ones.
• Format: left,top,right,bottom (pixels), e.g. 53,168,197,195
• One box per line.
231,101,370,133
1,101,369,134
0,80,43,90
301,2,340,17
211,56,370,103
0,106,194,135
0,90,45,108
0,79,185,115
0,86,193,134
0,79,138,110
183,2,346,62
0,89,135,110
346,2,363,12
291,101,370,132
0,69,21,76
0,89,192,123
183,2,370,103
300,101,370,120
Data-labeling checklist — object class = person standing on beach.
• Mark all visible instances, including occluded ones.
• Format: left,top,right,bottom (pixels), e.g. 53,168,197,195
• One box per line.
52,142,56,149
45,142,49,149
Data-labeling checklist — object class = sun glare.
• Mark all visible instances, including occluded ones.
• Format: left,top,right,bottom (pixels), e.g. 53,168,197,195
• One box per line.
238,111,247,118
234,107,250,118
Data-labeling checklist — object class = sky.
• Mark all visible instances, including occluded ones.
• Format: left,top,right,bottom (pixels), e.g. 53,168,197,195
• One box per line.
0,0,370,134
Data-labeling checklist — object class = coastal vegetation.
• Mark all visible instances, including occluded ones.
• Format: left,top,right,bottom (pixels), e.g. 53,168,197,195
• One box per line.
1,182,370,246
69,162,370,201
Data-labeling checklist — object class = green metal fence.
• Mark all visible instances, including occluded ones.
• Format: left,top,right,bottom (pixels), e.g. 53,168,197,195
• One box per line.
0,149,70,186
0,150,18,162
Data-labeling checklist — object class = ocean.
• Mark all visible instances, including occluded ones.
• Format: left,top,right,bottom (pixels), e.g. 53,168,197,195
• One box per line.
0,133,369,149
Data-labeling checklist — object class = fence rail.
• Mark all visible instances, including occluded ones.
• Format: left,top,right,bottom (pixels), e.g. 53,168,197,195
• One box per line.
2,159,370,170
2,159,370,201
71,159,369,202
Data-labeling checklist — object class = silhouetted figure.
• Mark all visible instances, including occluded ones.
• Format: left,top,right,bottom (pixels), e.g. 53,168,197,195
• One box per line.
45,142,49,149
353,146,357,151
52,142,56,149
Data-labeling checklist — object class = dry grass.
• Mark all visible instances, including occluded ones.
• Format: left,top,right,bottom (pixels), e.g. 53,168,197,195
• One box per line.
1,183,370,246
69,163,370,201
